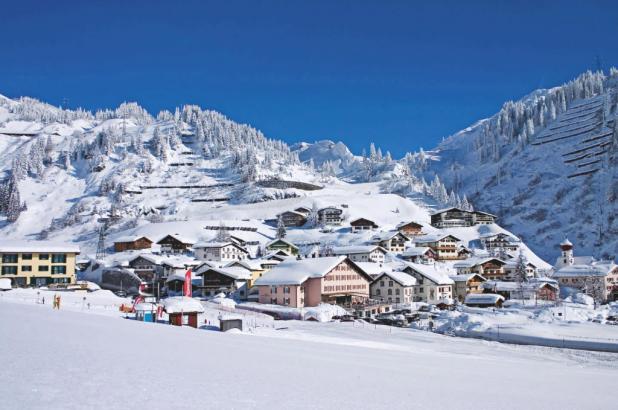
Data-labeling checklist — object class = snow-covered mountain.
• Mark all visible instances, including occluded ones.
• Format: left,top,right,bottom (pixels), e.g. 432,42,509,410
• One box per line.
0,68,616,263
423,70,618,261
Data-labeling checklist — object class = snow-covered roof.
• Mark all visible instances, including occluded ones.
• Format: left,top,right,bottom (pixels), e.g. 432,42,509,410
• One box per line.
265,238,299,250
0,240,80,254
401,247,433,257
161,297,204,313
464,293,504,305
402,262,454,285
134,302,157,312
560,238,573,247
193,241,248,253
332,245,385,255
482,281,520,291
157,234,195,245
552,263,615,278
255,256,347,286
350,217,378,226
453,257,506,269
114,235,152,243
371,231,409,242
374,271,416,287
449,273,486,283
195,266,251,280
161,255,200,268
225,259,264,271
354,262,393,277
415,234,461,243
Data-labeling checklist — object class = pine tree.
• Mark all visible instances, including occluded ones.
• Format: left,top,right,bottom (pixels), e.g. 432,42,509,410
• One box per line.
276,215,287,239
6,173,25,222
307,202,319,227
44,135,54,164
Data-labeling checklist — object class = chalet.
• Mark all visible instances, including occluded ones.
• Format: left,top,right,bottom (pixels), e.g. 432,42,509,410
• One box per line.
193,242,249,262
370,271,416,304
430,207,497,228
195,266,252,299
503,260,537,280
160,256,201,279
165,269,201,295
350,218,378,233
371,231,410,253
482,279,560,302
449,273,486,302
396,221,425,237
265,239,299,256
458,246,473,259
254,256,372,308
156,234,194,254
400,247,436,264
113,236,153,253
0,241,80,287
128,254,164,282
481,232,520,252
414,234,462,260
318,207,343,225
453,257,507,280
332,245,387,263
401,262,454,305
294,206,312,215
276,211,308,227
464,293,504,308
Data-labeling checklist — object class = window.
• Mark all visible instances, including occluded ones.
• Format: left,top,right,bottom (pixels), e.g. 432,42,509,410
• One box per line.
395,288,400,295
51,266,66,274
1,266,17,275
2,254,18,263
51,254,67,263
387,289,392,295
376,289,381,295
389,280,393,287
39,254,49,260
284,287,290,294
21,266,32,272
39,266,49,272
396,298,400,303
380,281,384,287
21,253,33,260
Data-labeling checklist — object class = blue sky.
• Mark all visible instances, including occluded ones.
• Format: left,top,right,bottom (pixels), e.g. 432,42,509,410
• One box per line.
1,0,617,156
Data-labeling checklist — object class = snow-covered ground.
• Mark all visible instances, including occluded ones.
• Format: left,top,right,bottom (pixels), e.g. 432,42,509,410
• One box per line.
2,296,618,409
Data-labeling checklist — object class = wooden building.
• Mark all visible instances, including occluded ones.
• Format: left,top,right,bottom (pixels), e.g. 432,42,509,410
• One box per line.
350,218,378,233
396,221,424,237
318,207,343,225
414,234,462,260
195,266,252,299
371,231,410,253
161,297,204,328
113,236,153,253
277,211,308,227
449,273,486,302
430,207,497,228
265,239,299,256
156,234,194,254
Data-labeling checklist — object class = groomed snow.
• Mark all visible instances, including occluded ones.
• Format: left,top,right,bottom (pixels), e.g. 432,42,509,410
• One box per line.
2,302,618,409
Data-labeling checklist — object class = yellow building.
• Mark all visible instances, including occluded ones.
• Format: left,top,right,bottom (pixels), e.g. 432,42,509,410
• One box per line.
0,241,80,287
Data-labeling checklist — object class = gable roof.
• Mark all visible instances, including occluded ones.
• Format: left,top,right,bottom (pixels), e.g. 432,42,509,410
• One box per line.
373,271,416,287
193,241,249,253
465,293,504,305
266,238,299,250
195,266,252,280
332,245,386,255
415,234,461,243
156,234,195,245
402,262,454,285
371,231,409,242
397,221,423,229
114,235,152,244
255,256,348,286
350,218,378,227
449,273,486,283
401,247,434,257
0,240,81,254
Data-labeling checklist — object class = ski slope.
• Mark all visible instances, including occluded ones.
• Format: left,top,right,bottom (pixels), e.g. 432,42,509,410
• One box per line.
1,301,617,410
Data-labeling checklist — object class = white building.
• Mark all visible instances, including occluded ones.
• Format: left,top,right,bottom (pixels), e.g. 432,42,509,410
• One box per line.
370,271,416,304
332,245,387,263
193,242,249,262
400,262,454,304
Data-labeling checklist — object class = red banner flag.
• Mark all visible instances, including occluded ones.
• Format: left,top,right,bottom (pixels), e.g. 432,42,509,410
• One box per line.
183,269,192,297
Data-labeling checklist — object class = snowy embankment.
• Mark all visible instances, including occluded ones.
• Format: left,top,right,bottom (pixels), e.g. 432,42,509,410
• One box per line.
428,304,618,353
2,302,618,410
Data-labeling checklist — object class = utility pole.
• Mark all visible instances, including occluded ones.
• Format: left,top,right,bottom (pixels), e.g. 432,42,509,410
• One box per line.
96,218,109,259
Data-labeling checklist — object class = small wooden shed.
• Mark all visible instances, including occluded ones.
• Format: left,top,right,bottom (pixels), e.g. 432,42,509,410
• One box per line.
161,297,205,328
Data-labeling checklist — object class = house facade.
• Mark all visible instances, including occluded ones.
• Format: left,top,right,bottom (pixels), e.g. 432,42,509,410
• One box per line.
454,258,507,280
0,241,80,287
415,234,462,260
265,239,299,255
277,211,308,227
372,232,409,253
370,271,416,304
318,207,343,225
194,242,249,262
397,221,424,237
113,236,153,252
401,263,454,304
255,256,371,308
350,218,378,233
401,247,436,264
196,266,251,299
430,208,496,228
449,273,486,302
332,245,387,263
156,234,194,254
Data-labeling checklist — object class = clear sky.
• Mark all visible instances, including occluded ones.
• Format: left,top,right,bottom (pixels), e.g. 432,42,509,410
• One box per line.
1,0,617,157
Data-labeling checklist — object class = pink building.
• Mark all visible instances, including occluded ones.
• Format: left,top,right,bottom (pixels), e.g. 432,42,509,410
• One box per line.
254,256,372,308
